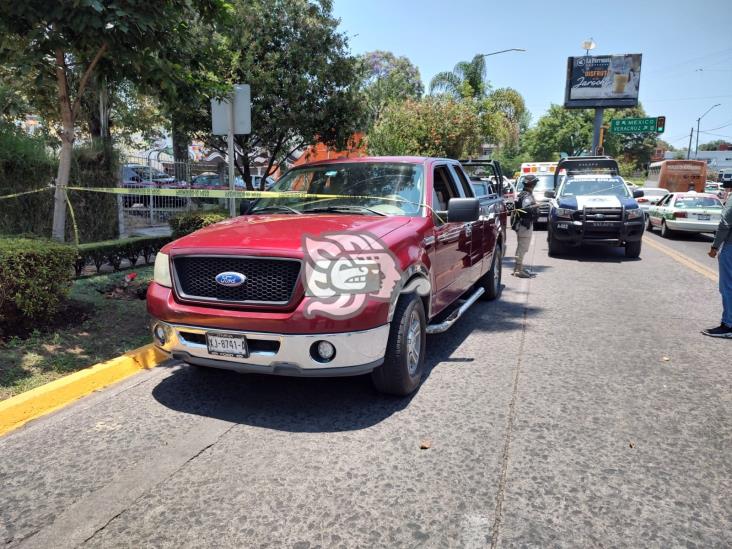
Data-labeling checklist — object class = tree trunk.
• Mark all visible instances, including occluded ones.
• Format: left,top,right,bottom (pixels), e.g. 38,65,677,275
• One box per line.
171,113,190,183
52,133,74,241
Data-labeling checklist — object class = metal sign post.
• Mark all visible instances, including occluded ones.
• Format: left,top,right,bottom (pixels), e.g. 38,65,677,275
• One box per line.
211,84,251,217
227,100,235,217
592,108,604,154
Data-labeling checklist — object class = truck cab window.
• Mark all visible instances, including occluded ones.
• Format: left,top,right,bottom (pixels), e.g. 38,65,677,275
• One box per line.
451,164,474,197
432,165,459,213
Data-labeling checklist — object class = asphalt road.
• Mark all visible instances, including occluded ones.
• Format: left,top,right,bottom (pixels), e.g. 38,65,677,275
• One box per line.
1,229,730,548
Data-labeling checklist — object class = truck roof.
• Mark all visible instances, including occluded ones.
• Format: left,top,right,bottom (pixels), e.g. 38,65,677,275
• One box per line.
289,156,455,168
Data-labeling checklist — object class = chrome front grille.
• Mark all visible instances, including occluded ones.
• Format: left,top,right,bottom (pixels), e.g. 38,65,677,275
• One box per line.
173,256,301,305
583,208,623,222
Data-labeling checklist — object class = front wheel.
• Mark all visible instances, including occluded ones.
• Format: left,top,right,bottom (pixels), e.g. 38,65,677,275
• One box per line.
625,240,642,258
371,293,426,396
646,215,654,231
548,232,563,256
479,242,502,300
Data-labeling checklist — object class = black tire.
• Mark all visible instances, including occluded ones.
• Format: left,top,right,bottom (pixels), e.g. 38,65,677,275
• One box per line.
646,215,654,231
479,241,503,300
660,221,672,238
548,232,563,257
371,293,426,396
625,240,642,258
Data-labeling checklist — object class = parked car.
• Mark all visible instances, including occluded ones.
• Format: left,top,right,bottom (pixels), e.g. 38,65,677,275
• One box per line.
121,164,181,188
646,192,725,237
191,173,276,190
148,157,508,396
546,156,645,258
191,172,224,188
636,187,669,217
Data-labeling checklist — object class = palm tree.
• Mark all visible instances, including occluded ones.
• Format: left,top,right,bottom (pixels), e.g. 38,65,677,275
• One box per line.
429,54,488,99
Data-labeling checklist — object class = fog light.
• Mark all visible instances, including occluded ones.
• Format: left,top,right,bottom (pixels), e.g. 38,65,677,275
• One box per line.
153,323,167,345
311,340,336,363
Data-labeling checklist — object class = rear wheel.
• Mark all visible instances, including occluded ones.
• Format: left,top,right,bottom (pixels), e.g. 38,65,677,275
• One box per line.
479,241,503,300
660,220,673,238
371,293,426,396
625,240,642,258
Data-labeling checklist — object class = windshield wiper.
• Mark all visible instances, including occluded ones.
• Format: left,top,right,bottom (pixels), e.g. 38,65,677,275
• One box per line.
305,206,386,216
249,205,302,215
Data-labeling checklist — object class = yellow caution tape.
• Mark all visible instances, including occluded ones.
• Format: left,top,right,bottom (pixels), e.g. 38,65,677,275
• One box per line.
0,187,54,200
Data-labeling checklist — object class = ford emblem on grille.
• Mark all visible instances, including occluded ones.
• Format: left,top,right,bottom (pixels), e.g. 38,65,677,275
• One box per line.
215,272,247,287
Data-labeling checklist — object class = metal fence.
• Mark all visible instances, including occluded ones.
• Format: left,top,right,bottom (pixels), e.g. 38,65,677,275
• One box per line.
119,155,229,235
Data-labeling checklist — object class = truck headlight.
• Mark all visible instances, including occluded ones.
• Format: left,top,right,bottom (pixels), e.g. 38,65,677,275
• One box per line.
556,208,574,219
154,252,172,288
627,209,643,220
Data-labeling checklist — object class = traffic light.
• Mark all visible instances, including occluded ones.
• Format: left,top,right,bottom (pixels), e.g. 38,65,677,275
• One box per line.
656,116,666,134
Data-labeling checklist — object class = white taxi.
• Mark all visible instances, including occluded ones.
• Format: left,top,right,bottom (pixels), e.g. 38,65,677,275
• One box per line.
646,192,724,237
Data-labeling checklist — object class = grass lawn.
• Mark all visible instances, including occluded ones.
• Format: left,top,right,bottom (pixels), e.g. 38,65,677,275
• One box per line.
0,266,154,401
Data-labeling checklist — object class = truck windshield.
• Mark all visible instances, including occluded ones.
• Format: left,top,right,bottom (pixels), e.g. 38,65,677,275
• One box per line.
251,162,424,216
559,176,630,198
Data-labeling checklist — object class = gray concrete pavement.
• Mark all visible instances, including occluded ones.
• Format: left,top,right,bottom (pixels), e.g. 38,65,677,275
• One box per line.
1,230,730,548
644,227,718,271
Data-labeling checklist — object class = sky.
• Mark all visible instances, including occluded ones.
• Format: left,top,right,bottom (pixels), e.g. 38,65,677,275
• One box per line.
333,0,732,150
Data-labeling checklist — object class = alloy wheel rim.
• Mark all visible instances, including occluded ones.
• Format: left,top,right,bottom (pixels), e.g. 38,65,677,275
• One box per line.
406,310,421,375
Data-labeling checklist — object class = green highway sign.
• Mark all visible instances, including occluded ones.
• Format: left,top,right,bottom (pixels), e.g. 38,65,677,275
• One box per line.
610,117,665,134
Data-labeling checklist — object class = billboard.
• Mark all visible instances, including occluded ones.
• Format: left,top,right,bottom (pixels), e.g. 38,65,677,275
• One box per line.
564,54,642,109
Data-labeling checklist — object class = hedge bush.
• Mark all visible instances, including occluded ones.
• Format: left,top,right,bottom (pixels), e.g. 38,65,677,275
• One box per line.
0,129,119,242
75,235,171,275
169,210,227,239
0,238,77,333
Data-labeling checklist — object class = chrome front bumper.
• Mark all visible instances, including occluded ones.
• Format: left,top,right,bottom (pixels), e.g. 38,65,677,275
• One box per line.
152,322,390,377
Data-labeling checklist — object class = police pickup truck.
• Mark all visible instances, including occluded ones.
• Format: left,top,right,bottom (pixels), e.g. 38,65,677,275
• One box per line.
545,157,645,258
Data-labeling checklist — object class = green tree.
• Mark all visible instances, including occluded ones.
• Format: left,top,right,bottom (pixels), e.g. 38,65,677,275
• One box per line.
523,104,657,170
165,0,366,190
359,50,423,127
699,139,730,151
429,55,488,100
0,0,218,241
367,97,481,159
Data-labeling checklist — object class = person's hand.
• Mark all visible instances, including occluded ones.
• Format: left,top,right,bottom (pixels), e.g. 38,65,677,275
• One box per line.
709,247,718,258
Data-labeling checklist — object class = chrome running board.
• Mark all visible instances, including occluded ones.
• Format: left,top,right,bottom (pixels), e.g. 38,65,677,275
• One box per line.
426,287,485,334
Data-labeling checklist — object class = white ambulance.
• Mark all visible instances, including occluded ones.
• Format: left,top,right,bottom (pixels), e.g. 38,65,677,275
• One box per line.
516,162,563,227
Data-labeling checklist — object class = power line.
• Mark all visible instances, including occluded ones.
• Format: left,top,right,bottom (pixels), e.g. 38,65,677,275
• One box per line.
698,131,732,139
645,47,732,74
702,120,732,132
643,95,732,103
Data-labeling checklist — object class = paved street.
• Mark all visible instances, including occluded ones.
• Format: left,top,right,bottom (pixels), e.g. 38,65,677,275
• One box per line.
1,230,730,548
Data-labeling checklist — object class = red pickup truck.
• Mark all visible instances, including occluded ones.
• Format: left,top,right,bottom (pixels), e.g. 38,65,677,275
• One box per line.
148,156,507,395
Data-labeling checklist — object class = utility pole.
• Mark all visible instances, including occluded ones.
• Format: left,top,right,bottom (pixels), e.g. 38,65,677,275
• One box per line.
695,103,721,159
687,127,693,159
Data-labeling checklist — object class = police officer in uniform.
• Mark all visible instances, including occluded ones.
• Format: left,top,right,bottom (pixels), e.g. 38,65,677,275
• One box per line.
512,174,540,278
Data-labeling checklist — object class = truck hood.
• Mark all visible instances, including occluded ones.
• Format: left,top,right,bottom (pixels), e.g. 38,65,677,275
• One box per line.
168,214,413,256
557,195,639,210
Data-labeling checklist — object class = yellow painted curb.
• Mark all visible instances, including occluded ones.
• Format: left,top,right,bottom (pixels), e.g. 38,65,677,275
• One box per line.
0,344,168,437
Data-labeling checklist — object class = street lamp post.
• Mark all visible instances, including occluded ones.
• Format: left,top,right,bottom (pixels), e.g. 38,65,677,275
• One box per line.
480,48,526,57
695,103,721,158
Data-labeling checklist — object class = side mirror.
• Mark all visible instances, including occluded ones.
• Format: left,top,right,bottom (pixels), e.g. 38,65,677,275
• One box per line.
239,199,251,215
447,198,479,223
633,189,644,198
544,190,556,198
